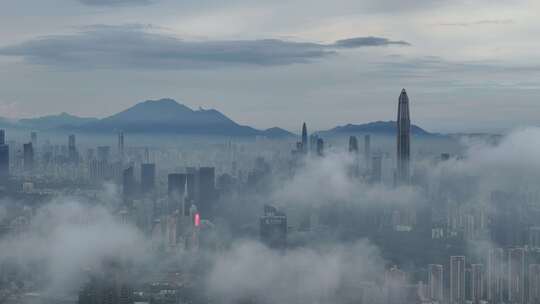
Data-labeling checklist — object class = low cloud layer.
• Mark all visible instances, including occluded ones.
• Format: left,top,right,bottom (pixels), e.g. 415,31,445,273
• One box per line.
207,240,385,304
0,199,149,296
272,152,422,209
0,25,409,70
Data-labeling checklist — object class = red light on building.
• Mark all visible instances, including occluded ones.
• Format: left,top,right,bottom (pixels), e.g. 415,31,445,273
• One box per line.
194,213,200,227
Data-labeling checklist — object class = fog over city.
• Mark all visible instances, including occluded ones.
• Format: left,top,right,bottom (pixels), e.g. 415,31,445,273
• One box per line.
0,119,538,304
2,1,540,304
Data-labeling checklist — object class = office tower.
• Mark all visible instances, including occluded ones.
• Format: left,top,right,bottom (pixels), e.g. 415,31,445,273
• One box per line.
184,173,196,215
168,173,187,213
301,122,308,154
428,264,443,302
23,142,34,172
348,136,359,178
144,147,149,163
529,264,540,304
122,166,135,203
490,191,522,247
118,132,124,161
471,264,484,304
364,134,371,166
198,167,216,218
349,136,358,153
450,256,466,304
396,88,411,184
97,146,111,162
309,134,319,154
260,205,287,249
186,167,199,201
30,131,37,150
385,265,408,304
487,248,504,304
371,155,382,183
529,226,540,249
140,163,156,195
316,138,324,157
68,134,78,163
0,130,9,180
509,247,525,304
0,130,5,146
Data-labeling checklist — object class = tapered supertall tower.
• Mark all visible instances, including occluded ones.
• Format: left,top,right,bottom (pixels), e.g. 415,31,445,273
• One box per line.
301,122,308,154
396,88,410,184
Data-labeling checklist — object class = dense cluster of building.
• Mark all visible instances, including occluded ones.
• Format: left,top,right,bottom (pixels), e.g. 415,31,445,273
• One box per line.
1,89,539,304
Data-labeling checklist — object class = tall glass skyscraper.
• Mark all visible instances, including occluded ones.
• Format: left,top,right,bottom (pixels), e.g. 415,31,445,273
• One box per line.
396,88,410,184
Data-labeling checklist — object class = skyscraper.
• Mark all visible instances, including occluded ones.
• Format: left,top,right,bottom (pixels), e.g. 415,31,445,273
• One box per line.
198,167,216,218
428,264,443,302
371,155,382,183
529,264,540,304
487,248,504,304
316,138,324,157
349,136,358,154
364,134,371,167
68,134,78,163
396,88,411,184
0,130,5,146
140,163,156,195
260,205,287,250
471,264,484,304
301,122,308,154
348,136,359,178
0,130,9,180
122,166,135,203
30,131,37,151
450,256,466,304
168,173,187,213
118,132,124,161
23,142,34,172
508,247,525,304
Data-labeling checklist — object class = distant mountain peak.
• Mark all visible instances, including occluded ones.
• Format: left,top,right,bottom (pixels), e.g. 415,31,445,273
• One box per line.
317,120,434,137
261,127,295,138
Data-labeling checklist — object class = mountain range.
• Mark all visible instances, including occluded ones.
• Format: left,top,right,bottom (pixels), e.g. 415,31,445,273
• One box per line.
0,98,435,138
316,121,434,137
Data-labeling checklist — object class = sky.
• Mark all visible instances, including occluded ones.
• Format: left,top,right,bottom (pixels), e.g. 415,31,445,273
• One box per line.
0,0,539,133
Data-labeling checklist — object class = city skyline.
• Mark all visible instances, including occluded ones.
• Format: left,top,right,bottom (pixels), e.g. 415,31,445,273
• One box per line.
2,2,540,304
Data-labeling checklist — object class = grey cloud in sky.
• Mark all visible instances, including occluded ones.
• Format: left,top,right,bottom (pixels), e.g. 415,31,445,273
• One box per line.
0,25,409,70
334,37,410,48
78,0,153,6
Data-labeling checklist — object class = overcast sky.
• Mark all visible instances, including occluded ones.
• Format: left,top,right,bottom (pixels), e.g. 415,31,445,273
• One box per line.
0,0,539,133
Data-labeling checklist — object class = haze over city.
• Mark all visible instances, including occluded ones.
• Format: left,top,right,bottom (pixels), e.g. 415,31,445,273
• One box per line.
1,2,540,304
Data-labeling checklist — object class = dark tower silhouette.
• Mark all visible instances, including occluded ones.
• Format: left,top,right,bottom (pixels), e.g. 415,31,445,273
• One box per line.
316,138,324,157
122,166,135,203
198,167,216,218
348,136,360,178
396,88,410,184
301,122,308,154
260,205,287,250
348,136,358,154
23,142,34,172
68,134,78,163
364,134,371,167
168,173,187,213
0,130,9,180
118,132,124,162
140,163,156,195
